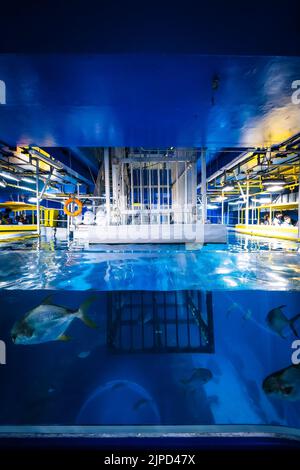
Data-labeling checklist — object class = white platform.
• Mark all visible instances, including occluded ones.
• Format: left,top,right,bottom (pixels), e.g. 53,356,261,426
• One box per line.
41,227,68,240
73,223,227,244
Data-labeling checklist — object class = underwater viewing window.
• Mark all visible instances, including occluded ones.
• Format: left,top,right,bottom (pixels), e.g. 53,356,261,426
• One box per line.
0,282,300,439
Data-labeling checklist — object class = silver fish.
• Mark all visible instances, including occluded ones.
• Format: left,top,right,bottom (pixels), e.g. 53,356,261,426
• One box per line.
263,364,300,401
266,305,300,339
11,295,97,345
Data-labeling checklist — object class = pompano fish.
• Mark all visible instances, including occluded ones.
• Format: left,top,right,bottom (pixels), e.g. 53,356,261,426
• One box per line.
266,305,300,339
11,295,97,345
180,368,212,386
263,364,300,401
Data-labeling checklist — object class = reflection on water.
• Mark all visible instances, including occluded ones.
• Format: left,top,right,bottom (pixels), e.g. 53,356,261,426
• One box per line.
0,289,299,427
0,245,299,291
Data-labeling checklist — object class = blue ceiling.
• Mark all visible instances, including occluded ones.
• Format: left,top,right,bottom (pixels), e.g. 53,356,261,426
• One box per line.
1,1,300,56
0,54,299,160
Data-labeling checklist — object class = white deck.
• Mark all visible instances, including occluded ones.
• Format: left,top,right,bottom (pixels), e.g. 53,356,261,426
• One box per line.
72,223,227,244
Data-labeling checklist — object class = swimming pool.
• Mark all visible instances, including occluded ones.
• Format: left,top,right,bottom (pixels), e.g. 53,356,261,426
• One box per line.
0,233,299,441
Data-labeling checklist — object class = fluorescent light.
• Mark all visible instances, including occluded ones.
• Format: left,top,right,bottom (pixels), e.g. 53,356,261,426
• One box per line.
15,185,36,193
0,171,20,182
253,197,272,204
207,204,219,209
215,196,228,202
21,177,36,184
222,185,235,192
263,179,285,186
229,201,240,205
267,185,285,192
0,180,6,188
28,197,38,203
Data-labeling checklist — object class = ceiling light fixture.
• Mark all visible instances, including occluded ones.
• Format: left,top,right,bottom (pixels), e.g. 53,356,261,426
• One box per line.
263,178,285,186
0,171,20,182
215,196,228,202
21,177,36,184
267,185,285,192
222,184,235,192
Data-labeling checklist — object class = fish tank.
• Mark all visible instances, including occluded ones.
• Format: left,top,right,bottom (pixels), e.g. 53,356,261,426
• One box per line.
0,235,300,451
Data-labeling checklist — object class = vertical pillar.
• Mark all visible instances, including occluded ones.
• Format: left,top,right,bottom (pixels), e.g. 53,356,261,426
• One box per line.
149,165,152,223
166,163,170,224
191,161,197,223
130,163,134,224
112,162,118,206
36,158,40,236
221,191,224,225
245,177,249,225
201,147,207,224
158,164,161,224
140,164,143,224
227,202,230,225
298,164,300,239
184,162,188,224
104,148,110,225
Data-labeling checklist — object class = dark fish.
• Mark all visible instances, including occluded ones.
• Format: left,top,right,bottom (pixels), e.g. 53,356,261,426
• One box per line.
266,305,300,339
263,364,300,401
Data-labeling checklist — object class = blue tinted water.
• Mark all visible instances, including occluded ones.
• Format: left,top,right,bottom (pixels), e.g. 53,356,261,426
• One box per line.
0,233,299,290
0,289,300,427
0,233,299,433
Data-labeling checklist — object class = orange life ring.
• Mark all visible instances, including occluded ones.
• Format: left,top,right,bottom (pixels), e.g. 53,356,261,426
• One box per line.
64,197,83,217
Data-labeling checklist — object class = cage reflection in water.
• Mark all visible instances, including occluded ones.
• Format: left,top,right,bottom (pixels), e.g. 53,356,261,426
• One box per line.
107,291,214,353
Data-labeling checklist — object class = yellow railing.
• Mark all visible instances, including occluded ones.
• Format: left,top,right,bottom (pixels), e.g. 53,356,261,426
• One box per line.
235,224,299,242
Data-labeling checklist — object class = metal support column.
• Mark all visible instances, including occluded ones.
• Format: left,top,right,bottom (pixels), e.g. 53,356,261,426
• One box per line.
245,177,249,225
140,164,143,224
104,148,110,225
36,158,40,236
130,163,134,224
167,164,170,224
149,165,152,223
221,191,224,225
227,202,230,225
191,161,197,223
158,164,161,223
184,162,188,224
201,147,207,224
298,163,300,239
